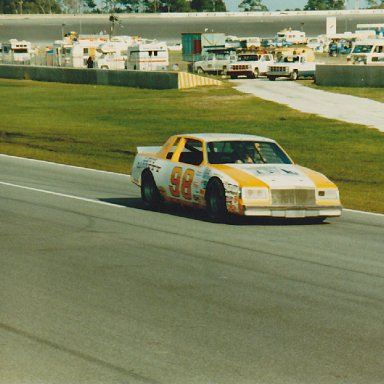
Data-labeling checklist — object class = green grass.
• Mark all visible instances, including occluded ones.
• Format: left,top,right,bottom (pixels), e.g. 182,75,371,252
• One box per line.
0,78,383,213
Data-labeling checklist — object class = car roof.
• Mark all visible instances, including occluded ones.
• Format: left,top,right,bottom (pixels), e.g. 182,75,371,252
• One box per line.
180,133,276,143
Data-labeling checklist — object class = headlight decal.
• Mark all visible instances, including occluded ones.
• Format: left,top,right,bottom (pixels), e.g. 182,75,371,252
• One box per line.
241,187,269,202
316,188,339,201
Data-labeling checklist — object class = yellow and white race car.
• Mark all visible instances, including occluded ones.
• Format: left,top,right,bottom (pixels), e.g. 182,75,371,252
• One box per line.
131,133,342,222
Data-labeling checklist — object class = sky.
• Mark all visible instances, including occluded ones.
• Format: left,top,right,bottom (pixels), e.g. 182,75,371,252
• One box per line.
226,0,368,12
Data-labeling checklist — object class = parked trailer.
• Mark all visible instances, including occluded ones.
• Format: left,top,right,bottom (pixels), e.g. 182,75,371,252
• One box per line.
356,24,384,39
182,32,226,62
275,29,307,45
126,41,169,71
55,38,105,68
94,36,147,70
0,39,33,64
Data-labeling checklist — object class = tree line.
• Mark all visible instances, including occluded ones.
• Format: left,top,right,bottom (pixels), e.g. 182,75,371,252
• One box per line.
0,0,383,14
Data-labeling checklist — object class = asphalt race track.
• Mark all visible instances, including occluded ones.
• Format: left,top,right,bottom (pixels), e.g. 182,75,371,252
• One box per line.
1,12,384,44
1,154,384,384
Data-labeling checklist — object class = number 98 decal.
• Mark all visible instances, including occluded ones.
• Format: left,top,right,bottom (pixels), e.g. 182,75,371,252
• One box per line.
169,166,195,200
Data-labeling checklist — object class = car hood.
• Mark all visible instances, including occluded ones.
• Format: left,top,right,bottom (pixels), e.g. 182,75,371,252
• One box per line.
223,163,328,189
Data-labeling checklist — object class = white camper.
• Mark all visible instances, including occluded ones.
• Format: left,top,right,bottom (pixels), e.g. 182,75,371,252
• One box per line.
94,36,144,70
0,39,32,64
275,29,307,45
126,41,169,71
55,38,104,68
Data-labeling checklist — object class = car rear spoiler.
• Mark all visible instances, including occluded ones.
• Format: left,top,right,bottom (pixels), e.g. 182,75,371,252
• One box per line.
137,146,162,154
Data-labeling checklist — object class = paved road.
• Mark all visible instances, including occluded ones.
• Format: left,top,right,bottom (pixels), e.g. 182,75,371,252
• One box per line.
1,155,384,384
1,12,384,44
233,78,384,132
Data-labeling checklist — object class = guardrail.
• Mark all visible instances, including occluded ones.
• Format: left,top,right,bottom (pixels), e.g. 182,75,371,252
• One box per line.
0,64,222,90
316,64,384,87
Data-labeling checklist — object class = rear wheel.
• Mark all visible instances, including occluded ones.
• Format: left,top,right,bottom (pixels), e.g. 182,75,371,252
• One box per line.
141,170,161,210
205,178,227,222
268,76,276,81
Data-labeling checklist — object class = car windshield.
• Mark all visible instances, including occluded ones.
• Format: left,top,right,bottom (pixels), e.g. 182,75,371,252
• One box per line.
352,44,373,53
206,141,292,165
239,55,259,61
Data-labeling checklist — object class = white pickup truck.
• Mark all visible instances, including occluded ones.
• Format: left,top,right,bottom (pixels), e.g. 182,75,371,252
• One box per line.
227,53,274,79
193,51,236,75
266,54,316,81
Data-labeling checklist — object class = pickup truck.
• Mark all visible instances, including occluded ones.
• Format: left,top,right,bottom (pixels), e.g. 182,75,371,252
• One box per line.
193,51,236,75
266,54,316,81
227,53,274,79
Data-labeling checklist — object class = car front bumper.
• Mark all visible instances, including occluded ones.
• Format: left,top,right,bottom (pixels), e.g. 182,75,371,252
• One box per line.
242,205,342,218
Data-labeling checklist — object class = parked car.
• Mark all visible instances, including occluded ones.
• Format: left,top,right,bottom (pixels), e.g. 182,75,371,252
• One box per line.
131,133,342,222
193,50,237,75
227,53,274,79
266,54,316,81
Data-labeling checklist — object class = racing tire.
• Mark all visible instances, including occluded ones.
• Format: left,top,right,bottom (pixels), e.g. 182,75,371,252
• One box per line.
141,170,161,210
290,71,298,81
205,178,228,222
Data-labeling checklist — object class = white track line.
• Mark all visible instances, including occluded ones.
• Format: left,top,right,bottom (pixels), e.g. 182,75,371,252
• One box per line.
1,154,383,217
0,181,124,208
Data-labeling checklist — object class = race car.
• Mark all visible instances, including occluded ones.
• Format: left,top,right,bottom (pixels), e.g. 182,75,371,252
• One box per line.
131,133,342,222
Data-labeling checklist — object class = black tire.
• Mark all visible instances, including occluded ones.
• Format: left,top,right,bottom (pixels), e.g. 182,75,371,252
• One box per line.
205,178,228,222
268,76,276,81
290,71,298,81
141,170,161,210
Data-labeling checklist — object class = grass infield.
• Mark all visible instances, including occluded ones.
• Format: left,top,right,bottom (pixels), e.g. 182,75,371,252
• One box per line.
0,78,383,213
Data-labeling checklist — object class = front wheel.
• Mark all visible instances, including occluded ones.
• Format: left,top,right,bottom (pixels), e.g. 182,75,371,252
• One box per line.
290,71,298,81
205,178,228,222
196,67,204,74
141,170,161,210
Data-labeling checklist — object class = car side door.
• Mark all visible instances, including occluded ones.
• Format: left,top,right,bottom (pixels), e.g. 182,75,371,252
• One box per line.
156,137,205,205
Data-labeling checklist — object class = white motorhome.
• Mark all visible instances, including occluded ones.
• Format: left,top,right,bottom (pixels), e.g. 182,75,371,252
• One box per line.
94,36,146,70
0,39,32,64
54,35,105,68
126,41,169,71
275,29,307,45
350,39,384,65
